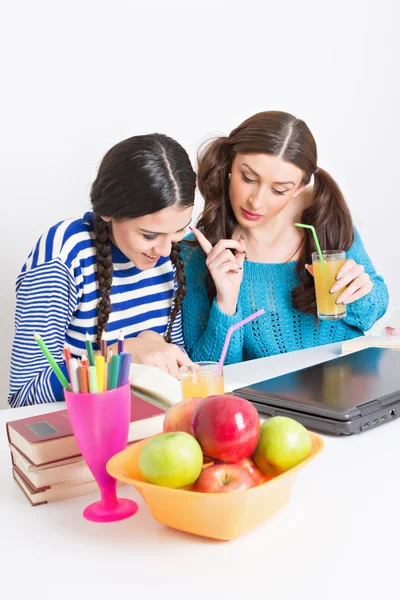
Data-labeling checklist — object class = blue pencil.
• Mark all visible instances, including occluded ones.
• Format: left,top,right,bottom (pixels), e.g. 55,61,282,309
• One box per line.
118,352,132,386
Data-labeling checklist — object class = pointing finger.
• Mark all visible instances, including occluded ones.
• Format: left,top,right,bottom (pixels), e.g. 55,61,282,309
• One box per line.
191,227,213,255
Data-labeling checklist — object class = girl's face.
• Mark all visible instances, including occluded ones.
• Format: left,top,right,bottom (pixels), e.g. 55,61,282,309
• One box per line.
103,204,193,270
229,153,305,229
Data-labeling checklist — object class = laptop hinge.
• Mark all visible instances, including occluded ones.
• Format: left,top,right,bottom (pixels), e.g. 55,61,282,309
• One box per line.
359,401,381,417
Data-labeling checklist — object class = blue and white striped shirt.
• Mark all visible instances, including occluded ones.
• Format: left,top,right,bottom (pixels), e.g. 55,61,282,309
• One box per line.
9,212,184,407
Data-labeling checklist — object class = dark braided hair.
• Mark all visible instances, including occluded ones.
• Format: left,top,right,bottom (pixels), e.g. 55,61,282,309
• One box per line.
165,242,187,343
93,217,113,346
90,134,196,347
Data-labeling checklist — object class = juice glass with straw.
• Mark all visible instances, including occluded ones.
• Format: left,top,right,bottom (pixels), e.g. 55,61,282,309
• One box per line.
180,361,224,400
179,309,266,400
294,223,347,320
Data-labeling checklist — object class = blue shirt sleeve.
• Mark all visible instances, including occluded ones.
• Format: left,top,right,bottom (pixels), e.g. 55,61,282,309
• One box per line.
181,240,244,364
8,258,78,407
343,229,389,331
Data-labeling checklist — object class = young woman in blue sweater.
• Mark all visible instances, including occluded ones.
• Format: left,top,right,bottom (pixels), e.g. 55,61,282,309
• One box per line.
181,111,388,364
10,134,195,406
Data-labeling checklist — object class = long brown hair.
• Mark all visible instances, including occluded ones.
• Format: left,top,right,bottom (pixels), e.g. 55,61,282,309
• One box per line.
91,134,196,347
196,111,354,313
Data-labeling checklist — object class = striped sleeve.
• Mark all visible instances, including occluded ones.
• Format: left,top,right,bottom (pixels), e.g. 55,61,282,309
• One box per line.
169,308,185,349
8,258,78,407
344,229,389,331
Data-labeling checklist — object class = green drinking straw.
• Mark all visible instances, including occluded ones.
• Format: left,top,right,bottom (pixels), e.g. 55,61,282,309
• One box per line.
33,332,72,391
294,223,324,263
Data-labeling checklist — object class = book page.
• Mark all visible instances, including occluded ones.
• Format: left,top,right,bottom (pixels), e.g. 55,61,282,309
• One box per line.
129,364,182,406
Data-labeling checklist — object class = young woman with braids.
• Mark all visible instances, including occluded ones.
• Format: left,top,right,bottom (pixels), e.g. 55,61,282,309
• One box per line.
181,111,388,364
9,134,195,407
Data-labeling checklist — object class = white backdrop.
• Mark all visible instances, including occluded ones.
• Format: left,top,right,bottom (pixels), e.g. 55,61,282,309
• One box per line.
1,0,399,409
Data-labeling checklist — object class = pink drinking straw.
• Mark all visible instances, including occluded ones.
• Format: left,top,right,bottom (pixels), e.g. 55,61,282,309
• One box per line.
217,308,265,376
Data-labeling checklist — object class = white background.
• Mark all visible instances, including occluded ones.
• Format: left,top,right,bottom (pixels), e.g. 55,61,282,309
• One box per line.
1,0,399,409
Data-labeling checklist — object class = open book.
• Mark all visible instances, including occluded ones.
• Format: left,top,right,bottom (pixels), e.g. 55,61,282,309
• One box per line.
129,364,182,410
341,335,400,356
129,363,241,409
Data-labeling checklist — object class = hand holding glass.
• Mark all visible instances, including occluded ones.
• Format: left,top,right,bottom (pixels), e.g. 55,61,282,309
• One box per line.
312,250,347,320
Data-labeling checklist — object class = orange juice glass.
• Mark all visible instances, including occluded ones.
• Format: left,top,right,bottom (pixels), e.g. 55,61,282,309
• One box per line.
312,250,347,320
180,361,224,400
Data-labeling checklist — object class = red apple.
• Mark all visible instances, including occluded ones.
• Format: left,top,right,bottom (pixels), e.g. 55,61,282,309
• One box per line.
191,395,260,462
236,457,274,485
193,463,254,493
163,397,203,434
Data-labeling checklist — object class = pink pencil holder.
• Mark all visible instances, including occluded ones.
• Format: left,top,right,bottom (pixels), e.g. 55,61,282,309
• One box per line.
64,383,138,523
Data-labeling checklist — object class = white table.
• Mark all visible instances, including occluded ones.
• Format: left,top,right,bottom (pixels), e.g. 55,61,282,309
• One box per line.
1,342,399,600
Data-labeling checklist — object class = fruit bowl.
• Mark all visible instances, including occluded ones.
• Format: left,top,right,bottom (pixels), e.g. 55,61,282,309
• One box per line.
106,432,323,541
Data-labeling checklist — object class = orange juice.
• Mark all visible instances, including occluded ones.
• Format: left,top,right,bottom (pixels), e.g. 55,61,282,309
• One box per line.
312,251,346,320
180,362,224,400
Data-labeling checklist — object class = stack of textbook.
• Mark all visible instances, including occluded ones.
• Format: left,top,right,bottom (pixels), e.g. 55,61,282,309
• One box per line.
7,393,166,506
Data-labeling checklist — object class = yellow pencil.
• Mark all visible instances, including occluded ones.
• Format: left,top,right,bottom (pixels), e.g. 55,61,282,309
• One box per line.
96,355,105,393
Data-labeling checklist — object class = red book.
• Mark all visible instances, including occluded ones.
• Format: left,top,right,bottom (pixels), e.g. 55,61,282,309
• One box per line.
12,468,101,507
6,394,166,467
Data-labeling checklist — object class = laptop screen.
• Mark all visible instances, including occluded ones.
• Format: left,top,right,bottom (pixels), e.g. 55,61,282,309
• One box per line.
234,348,400,421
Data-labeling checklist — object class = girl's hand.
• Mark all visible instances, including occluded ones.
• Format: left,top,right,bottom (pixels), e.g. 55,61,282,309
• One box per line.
191,227,246,316
119,331,192,378
305,259,373,304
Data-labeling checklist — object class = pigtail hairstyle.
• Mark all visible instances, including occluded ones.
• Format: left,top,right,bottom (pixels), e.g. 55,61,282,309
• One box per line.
292,167,354,313
93,216,113,347
197,111,354,314
164,242,187,343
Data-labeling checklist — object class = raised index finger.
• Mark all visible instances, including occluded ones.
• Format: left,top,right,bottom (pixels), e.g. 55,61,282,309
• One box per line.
191,227,213,255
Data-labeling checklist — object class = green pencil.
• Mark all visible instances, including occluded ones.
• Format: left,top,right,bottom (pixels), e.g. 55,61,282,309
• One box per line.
88,365,98,393
109,354,121,390
33,332,72,392
85,332,95,367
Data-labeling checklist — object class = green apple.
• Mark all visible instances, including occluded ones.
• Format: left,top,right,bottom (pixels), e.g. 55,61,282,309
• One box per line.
253,417,311,474
138,432,203,488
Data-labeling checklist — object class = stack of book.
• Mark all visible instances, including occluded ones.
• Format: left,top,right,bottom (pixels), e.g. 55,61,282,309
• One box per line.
7,393,166,506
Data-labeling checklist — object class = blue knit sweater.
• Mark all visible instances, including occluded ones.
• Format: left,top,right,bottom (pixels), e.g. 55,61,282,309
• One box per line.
181,230,389,364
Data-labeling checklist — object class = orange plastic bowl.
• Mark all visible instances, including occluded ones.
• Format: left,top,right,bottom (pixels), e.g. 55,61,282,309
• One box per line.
106,432,323,541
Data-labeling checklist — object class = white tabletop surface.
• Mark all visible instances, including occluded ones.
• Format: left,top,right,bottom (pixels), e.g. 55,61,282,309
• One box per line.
1,342,399,600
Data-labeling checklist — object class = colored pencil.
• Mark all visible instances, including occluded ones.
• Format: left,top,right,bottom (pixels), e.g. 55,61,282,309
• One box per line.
118,351,126,386
85,332,95,367
95,355,105,393
101,330,107,360
118,352,132,386
69,358,80,393
88,365,98,393
33,332,72,392
106,353,112,389
104,359,108,392
109,354,120,390
81,353,89,368
118,330,124,354
77,364,89,393
63,345,72,380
